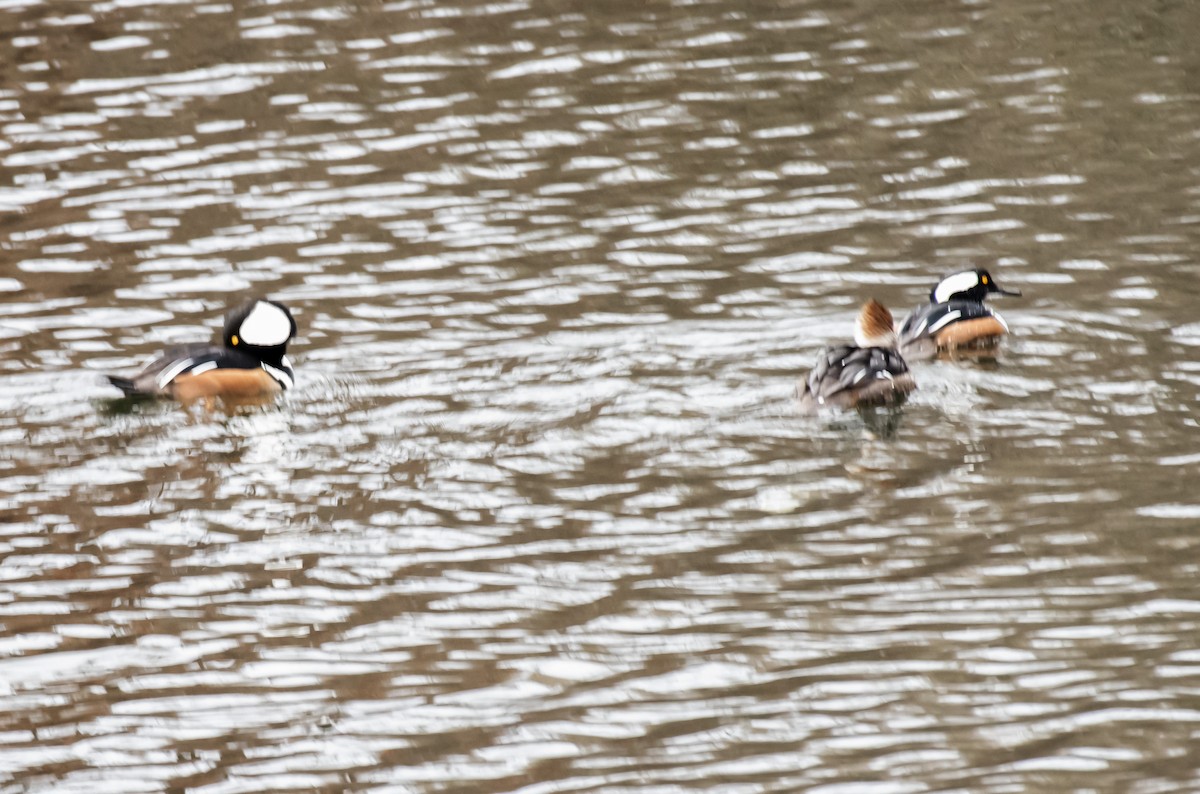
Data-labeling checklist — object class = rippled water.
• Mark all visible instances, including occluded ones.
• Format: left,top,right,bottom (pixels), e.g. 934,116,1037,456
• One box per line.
3,0,1200,791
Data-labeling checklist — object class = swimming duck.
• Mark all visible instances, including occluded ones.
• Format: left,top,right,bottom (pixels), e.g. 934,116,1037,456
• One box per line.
106,299,296,403
897,268,1021,359
797,299,915,413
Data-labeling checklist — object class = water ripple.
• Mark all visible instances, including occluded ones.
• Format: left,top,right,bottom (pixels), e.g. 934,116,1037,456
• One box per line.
2,0,1200,791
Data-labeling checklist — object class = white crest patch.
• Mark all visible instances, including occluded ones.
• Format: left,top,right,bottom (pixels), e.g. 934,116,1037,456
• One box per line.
239,302,292,347
933,271,981,304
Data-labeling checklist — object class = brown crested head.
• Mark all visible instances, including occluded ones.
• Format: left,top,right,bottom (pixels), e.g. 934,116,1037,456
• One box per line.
854,299,897,348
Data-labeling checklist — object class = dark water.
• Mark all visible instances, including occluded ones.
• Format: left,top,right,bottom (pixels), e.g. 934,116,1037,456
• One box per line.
2,0,1200,791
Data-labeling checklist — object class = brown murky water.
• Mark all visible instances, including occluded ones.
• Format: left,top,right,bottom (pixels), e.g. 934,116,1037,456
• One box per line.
2,0,1200,791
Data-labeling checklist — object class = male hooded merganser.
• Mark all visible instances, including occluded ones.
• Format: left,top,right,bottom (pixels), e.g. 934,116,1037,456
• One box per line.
797,299,916,413
897,268,1021,359
106,299,296,403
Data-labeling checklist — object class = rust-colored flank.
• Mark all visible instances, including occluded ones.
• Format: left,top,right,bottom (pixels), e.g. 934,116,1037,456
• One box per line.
169,368,282,403
935,316,1008,349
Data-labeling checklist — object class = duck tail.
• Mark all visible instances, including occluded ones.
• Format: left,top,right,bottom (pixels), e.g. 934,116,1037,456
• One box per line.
106,375,139,396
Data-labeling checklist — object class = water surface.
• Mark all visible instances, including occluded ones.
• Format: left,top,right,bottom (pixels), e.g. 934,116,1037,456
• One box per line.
2,0,1200,791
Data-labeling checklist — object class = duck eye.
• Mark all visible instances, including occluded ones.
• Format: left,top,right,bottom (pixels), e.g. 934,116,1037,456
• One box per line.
232,335,239,346
981,276,989,284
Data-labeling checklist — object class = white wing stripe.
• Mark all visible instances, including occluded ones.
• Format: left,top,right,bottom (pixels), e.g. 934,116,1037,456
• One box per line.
156,358,194,389
927,310,962,333
189,361,219,376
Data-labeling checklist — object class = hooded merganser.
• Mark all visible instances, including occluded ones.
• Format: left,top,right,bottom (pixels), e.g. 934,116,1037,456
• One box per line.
106,299,296,403
797,299,916,413
897,268,1021,359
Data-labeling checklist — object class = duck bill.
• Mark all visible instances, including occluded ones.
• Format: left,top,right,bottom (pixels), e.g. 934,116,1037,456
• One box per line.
993,285,1022,297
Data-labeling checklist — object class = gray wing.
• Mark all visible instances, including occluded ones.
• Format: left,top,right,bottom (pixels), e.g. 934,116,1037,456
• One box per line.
106,344,233,396
798,345,912,411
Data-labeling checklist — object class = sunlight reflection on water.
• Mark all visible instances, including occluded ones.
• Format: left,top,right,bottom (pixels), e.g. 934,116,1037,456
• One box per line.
2,0,1200,791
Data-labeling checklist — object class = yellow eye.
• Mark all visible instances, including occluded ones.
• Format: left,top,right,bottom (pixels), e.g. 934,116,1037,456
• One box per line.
981,276,989,284
232,335,239,345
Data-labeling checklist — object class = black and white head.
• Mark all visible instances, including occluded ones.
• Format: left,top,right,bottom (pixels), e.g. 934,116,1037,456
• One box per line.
930,268,1021,304
223,299,296,362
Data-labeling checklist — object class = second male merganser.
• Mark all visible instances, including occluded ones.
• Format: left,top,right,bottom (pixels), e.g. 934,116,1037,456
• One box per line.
897,268,1021,359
